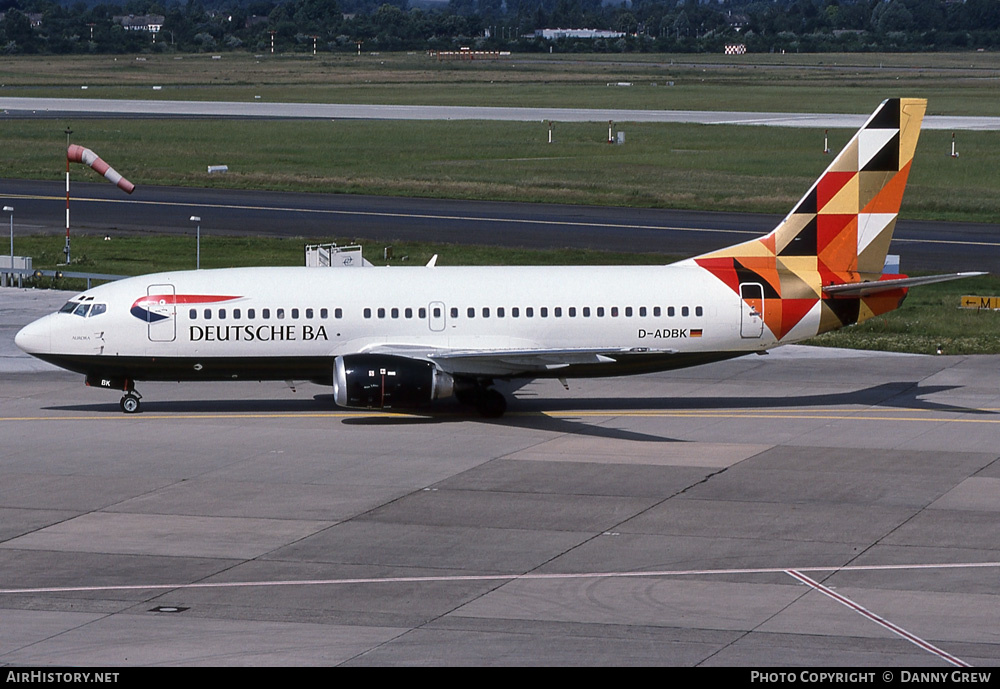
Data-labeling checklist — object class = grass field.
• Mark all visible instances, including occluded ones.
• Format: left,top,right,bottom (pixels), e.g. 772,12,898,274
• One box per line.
3,52,999,220
5,118,999,221
3,52,1000,115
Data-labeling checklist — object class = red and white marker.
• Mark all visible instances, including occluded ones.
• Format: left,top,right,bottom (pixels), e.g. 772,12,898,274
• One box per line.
67,145,135,194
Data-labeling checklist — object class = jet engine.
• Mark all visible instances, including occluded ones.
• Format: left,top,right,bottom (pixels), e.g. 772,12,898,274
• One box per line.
333,354,454,410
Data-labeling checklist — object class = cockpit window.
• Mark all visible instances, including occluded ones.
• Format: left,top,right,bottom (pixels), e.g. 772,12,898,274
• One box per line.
89,303,107,317
72,303,91,317
59,301,78,314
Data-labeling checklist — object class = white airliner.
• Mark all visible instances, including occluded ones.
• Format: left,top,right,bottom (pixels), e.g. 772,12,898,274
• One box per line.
14,98,982,416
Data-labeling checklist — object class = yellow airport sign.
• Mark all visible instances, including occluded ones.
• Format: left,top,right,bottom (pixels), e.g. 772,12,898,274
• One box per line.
961,296,1000,310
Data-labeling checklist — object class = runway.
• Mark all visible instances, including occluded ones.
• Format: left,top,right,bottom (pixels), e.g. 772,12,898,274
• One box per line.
3,97,1000,130
2,291,999,665
5,179,1000,273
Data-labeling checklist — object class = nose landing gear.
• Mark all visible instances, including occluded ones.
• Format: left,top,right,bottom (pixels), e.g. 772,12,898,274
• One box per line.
85,374,143,414
120,390,142,414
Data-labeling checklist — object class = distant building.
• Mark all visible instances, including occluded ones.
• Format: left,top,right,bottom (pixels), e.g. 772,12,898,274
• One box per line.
0,12,44,26
114,14,165,32
726,13,749,31
534,28,625,40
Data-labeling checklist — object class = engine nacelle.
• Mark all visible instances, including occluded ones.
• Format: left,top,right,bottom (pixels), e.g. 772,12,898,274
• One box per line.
333,354,454,410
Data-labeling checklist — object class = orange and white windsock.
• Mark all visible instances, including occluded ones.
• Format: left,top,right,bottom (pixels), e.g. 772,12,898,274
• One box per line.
67,145,135,194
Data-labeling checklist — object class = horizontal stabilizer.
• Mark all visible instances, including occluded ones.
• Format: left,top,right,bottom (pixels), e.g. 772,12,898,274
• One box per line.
822,272,987,297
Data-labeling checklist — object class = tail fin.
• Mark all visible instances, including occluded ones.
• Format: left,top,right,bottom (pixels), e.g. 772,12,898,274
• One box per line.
690,98,928,341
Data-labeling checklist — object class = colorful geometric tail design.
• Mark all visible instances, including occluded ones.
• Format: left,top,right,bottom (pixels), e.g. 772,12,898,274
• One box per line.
690,98,927,341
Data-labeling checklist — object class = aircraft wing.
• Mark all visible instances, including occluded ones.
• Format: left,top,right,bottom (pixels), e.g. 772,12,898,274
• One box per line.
365,344,678,376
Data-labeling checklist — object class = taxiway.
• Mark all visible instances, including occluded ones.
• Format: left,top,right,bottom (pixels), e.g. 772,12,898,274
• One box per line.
2,291,999,665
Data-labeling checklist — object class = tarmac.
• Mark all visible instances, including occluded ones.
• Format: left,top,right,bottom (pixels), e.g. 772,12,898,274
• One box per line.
2,288,999,666
3,97,1000,130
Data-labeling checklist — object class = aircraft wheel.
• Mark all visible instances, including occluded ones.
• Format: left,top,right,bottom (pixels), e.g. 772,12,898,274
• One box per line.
475,389,507,418
120,393,141,414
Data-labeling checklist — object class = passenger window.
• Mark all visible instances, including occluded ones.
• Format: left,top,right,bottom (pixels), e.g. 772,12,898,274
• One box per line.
583,307,591,317
653,307,662,317
405,307,413,318
668,307,675,317
334,308,342,319
639,307,647,317
483,307,490,318
203,309,211,320
248,308,256,319
526,307,534,318
262,309,270,319
597,307,605,317
189,309,197,319
292,308,299,319
554,307,562,317
363,308,372,319
497,307,505,318
568,307,576,317
377,308,386,319
277,308,285,319
625,307,633,317
419,307,427,318
391,308,399,319
682,306,689,317
540,307,548,317
467,307,475,318
611,307,619,317
233,308,241,319
306,308,313,319
219,309,226,319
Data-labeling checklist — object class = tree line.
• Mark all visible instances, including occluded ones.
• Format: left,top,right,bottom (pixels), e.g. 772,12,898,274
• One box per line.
1,0,998,55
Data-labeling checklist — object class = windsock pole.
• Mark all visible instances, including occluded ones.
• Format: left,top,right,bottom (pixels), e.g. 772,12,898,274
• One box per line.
65,147,71,264
65,144,136,265
64,128,72,264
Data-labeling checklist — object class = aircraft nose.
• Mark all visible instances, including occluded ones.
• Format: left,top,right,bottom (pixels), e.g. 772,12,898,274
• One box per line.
14,318,50,355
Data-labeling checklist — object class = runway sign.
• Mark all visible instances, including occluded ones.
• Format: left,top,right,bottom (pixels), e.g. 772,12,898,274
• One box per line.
960,295,1000,310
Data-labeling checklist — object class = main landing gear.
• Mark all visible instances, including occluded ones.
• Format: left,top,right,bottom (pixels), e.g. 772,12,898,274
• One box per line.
455,381,507,418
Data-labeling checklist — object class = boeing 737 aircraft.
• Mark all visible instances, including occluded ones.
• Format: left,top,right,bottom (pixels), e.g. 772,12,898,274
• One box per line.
14,98,982,416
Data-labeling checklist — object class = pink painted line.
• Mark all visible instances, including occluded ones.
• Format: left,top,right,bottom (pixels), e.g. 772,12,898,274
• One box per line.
785,569,970,668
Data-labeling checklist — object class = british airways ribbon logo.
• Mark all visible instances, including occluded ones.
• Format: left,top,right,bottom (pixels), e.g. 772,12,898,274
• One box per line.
130,294,241,322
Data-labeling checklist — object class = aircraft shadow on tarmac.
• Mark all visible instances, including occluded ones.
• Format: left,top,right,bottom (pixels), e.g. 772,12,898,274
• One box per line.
510,381,991,415
341,380,991,442
45,380,989,444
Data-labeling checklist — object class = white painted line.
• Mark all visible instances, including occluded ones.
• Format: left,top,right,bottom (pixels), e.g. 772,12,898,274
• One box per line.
12,192,1000,249
785,569,970,668
1,560,997,595
5,192,760,238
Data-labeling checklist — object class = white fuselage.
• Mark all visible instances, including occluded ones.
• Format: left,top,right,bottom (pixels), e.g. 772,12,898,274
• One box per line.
15,264,786,384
